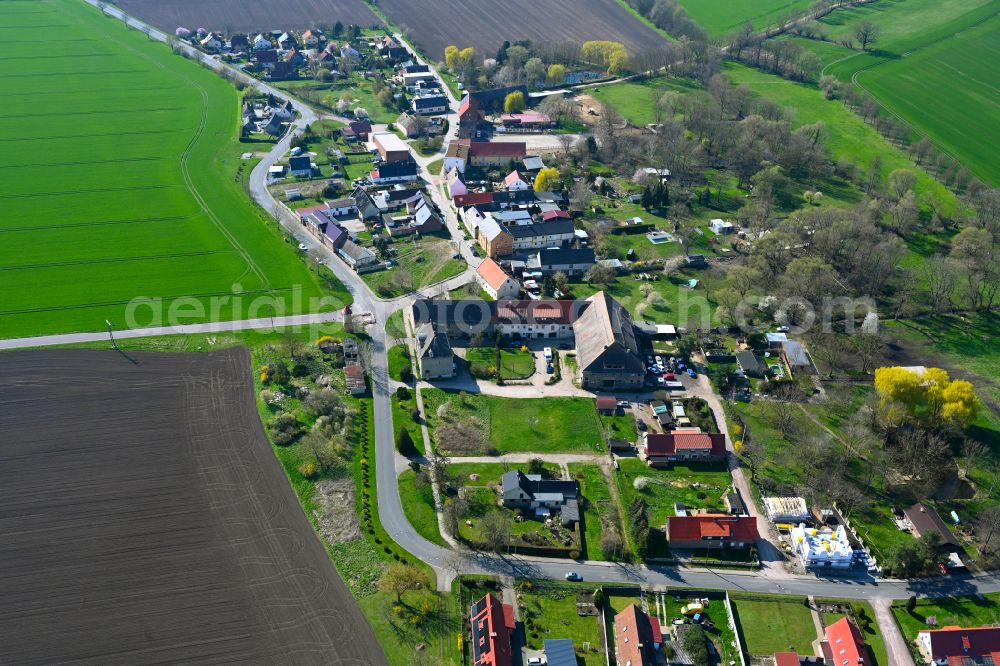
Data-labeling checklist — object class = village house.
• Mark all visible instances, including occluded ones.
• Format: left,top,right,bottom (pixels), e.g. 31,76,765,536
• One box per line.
252,33,272,50
444,140,471,174
411,298,585,341
371,132,411,163
447,168,468,198
300,29,323,48
572,292,645,391
790,524,855,569
469,141,527,169
642,432,726,467
503,170,531,191
228,34,249,52
736,350,765,378
510,219,577,252
476,215,514,258
475,258,520,300
457,95,487,139
500,470,579,526
763,497,811,523
253,48,278,70
710,218,735,234
412,93,449,115
415,323,454,380
526,247,595,277
340,119,373,143
904,503,961,552
614,604,659,666
288,155,313,177
199,33,223,51
917,625,1000,665
666,515,759,550
470,593,515,666
370,160,418,185
821,618,870,666
338,239,379,271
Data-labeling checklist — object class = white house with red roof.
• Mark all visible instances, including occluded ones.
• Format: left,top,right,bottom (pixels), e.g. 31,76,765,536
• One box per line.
822,617,870,666
475,258,520,300
642,431,726,467
502,170,531,192
918,625,1000,665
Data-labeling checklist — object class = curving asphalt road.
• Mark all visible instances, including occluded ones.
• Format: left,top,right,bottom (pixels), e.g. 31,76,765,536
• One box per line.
28,4,1000,635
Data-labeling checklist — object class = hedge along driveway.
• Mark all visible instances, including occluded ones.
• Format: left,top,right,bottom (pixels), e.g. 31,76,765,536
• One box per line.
421,389,604,455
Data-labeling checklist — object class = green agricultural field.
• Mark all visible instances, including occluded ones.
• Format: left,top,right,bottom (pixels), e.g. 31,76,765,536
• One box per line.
0,0,334,339
723,62,955,210
679,0,813,36
814,0,1000,184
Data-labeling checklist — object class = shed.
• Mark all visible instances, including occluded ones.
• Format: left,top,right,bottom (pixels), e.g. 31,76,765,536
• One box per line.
596,396,617,414
543,639,577,666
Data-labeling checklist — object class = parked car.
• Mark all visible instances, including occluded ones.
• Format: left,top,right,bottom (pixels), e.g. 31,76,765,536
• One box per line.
636,419,647,431
617,400,630,408
564,572,582,581
526,658,544,666
558,343,571,350
546,364,554,374
687,368,697,378
665,373,675,380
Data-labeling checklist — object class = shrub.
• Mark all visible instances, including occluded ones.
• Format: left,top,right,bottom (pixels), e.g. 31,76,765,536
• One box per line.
400,364,414,383
396,428,419,457
410,407,421,422
298,462,318,479
270,412,302,445
569,549,581,560
395,386,411,400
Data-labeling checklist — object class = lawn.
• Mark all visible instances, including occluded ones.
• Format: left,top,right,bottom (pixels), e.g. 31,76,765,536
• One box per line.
571,271,719,328
465,346,536,380
518,584,606,666
892,593,1000,641
599,410,639,443
363,236,466,298
0,0,334,338
569,464,624,561
421,390,604,455
398,468,447,547
616,458,734,527
723,62,955,210
273,73,399,124
449,462,562,488
731,594,818,655
388,344,411,381
589,76,701,127
679,0,813,36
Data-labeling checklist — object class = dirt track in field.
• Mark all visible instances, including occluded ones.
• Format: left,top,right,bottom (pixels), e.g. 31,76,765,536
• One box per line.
112,0,380,33
380,0,668,58
0,348,386,666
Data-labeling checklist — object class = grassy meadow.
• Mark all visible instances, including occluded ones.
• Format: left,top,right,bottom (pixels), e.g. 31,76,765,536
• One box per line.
679,0,813,36
0,0,332,339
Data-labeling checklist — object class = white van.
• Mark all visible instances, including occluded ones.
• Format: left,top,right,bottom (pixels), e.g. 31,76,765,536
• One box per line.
543,347,553,361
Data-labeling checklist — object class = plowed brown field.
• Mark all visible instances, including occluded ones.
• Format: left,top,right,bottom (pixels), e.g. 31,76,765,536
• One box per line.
381,0,668,58
113,0,379,33
0,348,386,666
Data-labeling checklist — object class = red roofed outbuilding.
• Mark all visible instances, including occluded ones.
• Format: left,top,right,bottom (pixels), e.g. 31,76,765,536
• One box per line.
774,653,801,666
666,514,758,550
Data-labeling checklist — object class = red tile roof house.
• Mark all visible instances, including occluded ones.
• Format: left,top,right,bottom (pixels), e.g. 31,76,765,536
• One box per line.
642,432,726,467
666,515,758,550
470,593,515,666
917,625,1000,665
774,652,803,666
614,604,660,666
821,617,870,666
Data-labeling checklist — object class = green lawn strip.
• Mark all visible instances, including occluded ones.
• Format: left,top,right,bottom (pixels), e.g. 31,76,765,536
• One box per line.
398,469,447,547
465,346,536,379
518,583,606,666
891,593,1000,642
388,344,411,381
730,594,818,655
385,309,407,339
0,0,337,338
723,62,954,210
449,462,562,488
568,464,622,561
427,158,444,175
422,389,605,455
616,458,734,527
392,392,423,450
